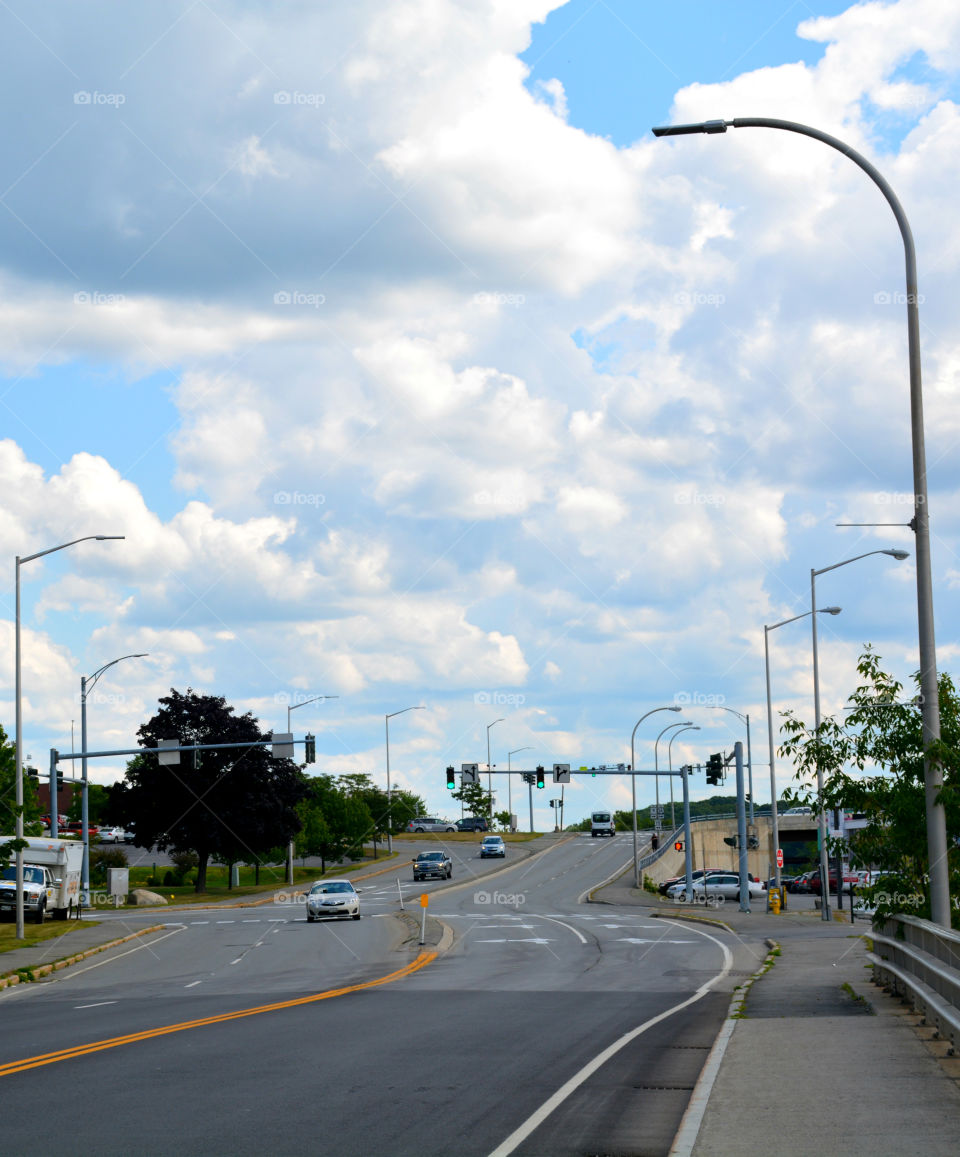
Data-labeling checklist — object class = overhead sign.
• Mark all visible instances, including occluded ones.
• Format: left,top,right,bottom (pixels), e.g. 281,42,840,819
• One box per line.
552,763,570,783
461,763,479,784
157,738,180,766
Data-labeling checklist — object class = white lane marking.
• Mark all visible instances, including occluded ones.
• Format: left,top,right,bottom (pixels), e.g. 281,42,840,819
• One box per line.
189,920,210,925
241,919,261,923
184,981,201,988
531,914,588,945
475,924,535,930
475,938,554,945
616,937,695,944
215,920,235,924
487,920,733,1157
74,1001,117,1009
230,958,242,965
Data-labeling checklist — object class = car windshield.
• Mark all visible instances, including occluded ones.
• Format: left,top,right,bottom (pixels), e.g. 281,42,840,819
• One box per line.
483,838,500,844
418,853,445,861
1,866,44,884
310,882,354,894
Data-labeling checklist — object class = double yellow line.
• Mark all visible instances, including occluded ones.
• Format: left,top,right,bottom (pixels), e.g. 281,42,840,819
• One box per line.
0,950,437,1078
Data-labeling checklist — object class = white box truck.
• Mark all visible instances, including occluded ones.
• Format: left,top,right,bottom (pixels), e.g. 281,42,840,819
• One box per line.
0,836,84,922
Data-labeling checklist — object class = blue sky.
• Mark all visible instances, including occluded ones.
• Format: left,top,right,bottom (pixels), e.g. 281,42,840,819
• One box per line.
1,0,958,829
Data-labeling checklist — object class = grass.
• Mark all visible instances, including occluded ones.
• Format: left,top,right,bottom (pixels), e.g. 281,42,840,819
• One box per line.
85,852,401,910
0,918,98,955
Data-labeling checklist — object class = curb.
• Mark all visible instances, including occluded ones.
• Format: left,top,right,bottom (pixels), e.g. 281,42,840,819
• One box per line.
0,924,166,990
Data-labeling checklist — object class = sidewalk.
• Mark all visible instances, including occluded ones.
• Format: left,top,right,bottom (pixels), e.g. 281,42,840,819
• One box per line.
592,875,960,1156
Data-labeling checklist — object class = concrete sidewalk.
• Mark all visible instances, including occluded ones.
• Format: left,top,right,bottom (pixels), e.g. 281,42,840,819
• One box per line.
591,874,960,1156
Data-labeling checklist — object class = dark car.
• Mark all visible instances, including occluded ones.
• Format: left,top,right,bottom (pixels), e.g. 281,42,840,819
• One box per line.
456,816,489,832
412,851,452,881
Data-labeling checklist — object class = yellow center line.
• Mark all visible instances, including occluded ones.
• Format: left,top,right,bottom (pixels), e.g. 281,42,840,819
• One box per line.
0,950,437,1078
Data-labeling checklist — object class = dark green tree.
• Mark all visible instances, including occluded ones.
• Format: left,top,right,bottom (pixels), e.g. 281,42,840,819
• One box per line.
112,689,307,891
0,722,43,849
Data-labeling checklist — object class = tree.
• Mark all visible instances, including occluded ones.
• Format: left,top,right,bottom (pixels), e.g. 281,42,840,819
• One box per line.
0,723,43,850
493,809,512,832
779,647,960,925
67,783,109,826
451,779,493,817
113,689,307,891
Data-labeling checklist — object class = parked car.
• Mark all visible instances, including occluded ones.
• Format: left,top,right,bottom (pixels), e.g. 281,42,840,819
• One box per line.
807,870,859,895
305,879,361,921
667,873,765,902
407,817,456,833
480,835,506,858
783,806,813,816
456,816,489,832
659,868,723,895
66,822,99,837
412,851,452,880
97,826,133,844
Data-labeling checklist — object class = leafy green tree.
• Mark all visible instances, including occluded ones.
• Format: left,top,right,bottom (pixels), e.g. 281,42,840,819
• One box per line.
451,778,493,817
0,724,43,853
112,688,307,891
779,647,960,924
493,809,512,832
67,783,110,826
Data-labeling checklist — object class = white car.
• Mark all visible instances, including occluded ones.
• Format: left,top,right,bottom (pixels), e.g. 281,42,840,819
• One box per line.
305,879,361,921
667,873,765,902
97,827,131,844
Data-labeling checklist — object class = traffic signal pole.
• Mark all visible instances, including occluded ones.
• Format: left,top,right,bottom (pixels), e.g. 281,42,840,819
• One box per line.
682,764,693,902
735,742,749,912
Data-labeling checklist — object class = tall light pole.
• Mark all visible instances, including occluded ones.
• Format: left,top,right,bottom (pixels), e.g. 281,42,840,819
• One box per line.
80,653,148,903
811,548,909,919
708,707,754,824
287,694,338,735
385,706,424,852
14,534,124,939
286,695,338,876
508,747,533,830
652,115,950,926
486,718,504,818
654,720,693,832
667,725,700,830
630,706,682,887
765,606,841,892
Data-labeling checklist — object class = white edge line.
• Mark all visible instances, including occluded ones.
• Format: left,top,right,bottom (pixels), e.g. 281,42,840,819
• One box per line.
486,920,733,1157
36,926,187,985
74,1001,117,1009
668,936,777,1157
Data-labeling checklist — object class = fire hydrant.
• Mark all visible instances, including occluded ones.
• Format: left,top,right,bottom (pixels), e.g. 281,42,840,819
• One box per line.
769,887,781,915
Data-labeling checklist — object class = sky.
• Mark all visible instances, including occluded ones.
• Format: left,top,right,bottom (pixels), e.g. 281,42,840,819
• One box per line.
1,0,959,831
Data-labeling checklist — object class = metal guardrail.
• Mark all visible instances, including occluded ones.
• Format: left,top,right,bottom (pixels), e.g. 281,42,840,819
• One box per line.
868,914,960,1053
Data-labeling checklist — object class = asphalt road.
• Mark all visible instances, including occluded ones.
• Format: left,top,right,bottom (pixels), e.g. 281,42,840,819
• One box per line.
0,834,747,1157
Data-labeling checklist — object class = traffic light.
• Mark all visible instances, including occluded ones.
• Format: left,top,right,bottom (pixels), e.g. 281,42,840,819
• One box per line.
521,772,536,785
26,767,39,783
446,766,456,789
535,765,545,789
305,734,316,764
723,835,738,848
56,768,64,792
748,835,759,849
674,840,683,852
706,753,723,785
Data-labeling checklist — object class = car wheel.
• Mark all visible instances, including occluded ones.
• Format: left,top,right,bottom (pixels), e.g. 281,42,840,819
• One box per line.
446,868,452,878
307,914,315,922
33,901,45,925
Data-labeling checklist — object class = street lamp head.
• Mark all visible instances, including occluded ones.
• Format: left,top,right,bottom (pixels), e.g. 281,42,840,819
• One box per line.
95,536,125,541
822,606,842,615
886,549,910,561
669,705,682,712
652,120,728,137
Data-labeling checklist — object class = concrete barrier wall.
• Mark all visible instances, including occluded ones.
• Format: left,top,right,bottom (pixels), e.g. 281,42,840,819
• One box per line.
640,816,804,884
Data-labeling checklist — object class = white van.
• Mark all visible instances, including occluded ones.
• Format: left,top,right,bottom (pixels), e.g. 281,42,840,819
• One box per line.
590,812,616,838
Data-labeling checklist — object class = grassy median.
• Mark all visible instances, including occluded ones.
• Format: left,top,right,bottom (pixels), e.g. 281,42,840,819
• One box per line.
0,919,98,955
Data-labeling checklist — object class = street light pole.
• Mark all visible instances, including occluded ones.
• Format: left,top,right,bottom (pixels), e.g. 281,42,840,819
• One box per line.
667,725,700,831
651,114,950,926
654,721,693,832
765,607,841,891
286,695,338,875
508,747,533,832
630,705,682,887
486,718,504,818
14,534,124,939
385,706,424,853
80,653,148,903
811,549,908,919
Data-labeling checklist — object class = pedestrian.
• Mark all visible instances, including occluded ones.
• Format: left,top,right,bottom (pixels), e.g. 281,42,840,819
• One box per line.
651,833,659,851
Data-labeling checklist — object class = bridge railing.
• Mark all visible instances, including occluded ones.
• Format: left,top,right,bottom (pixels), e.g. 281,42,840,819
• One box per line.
868,914,960,1052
